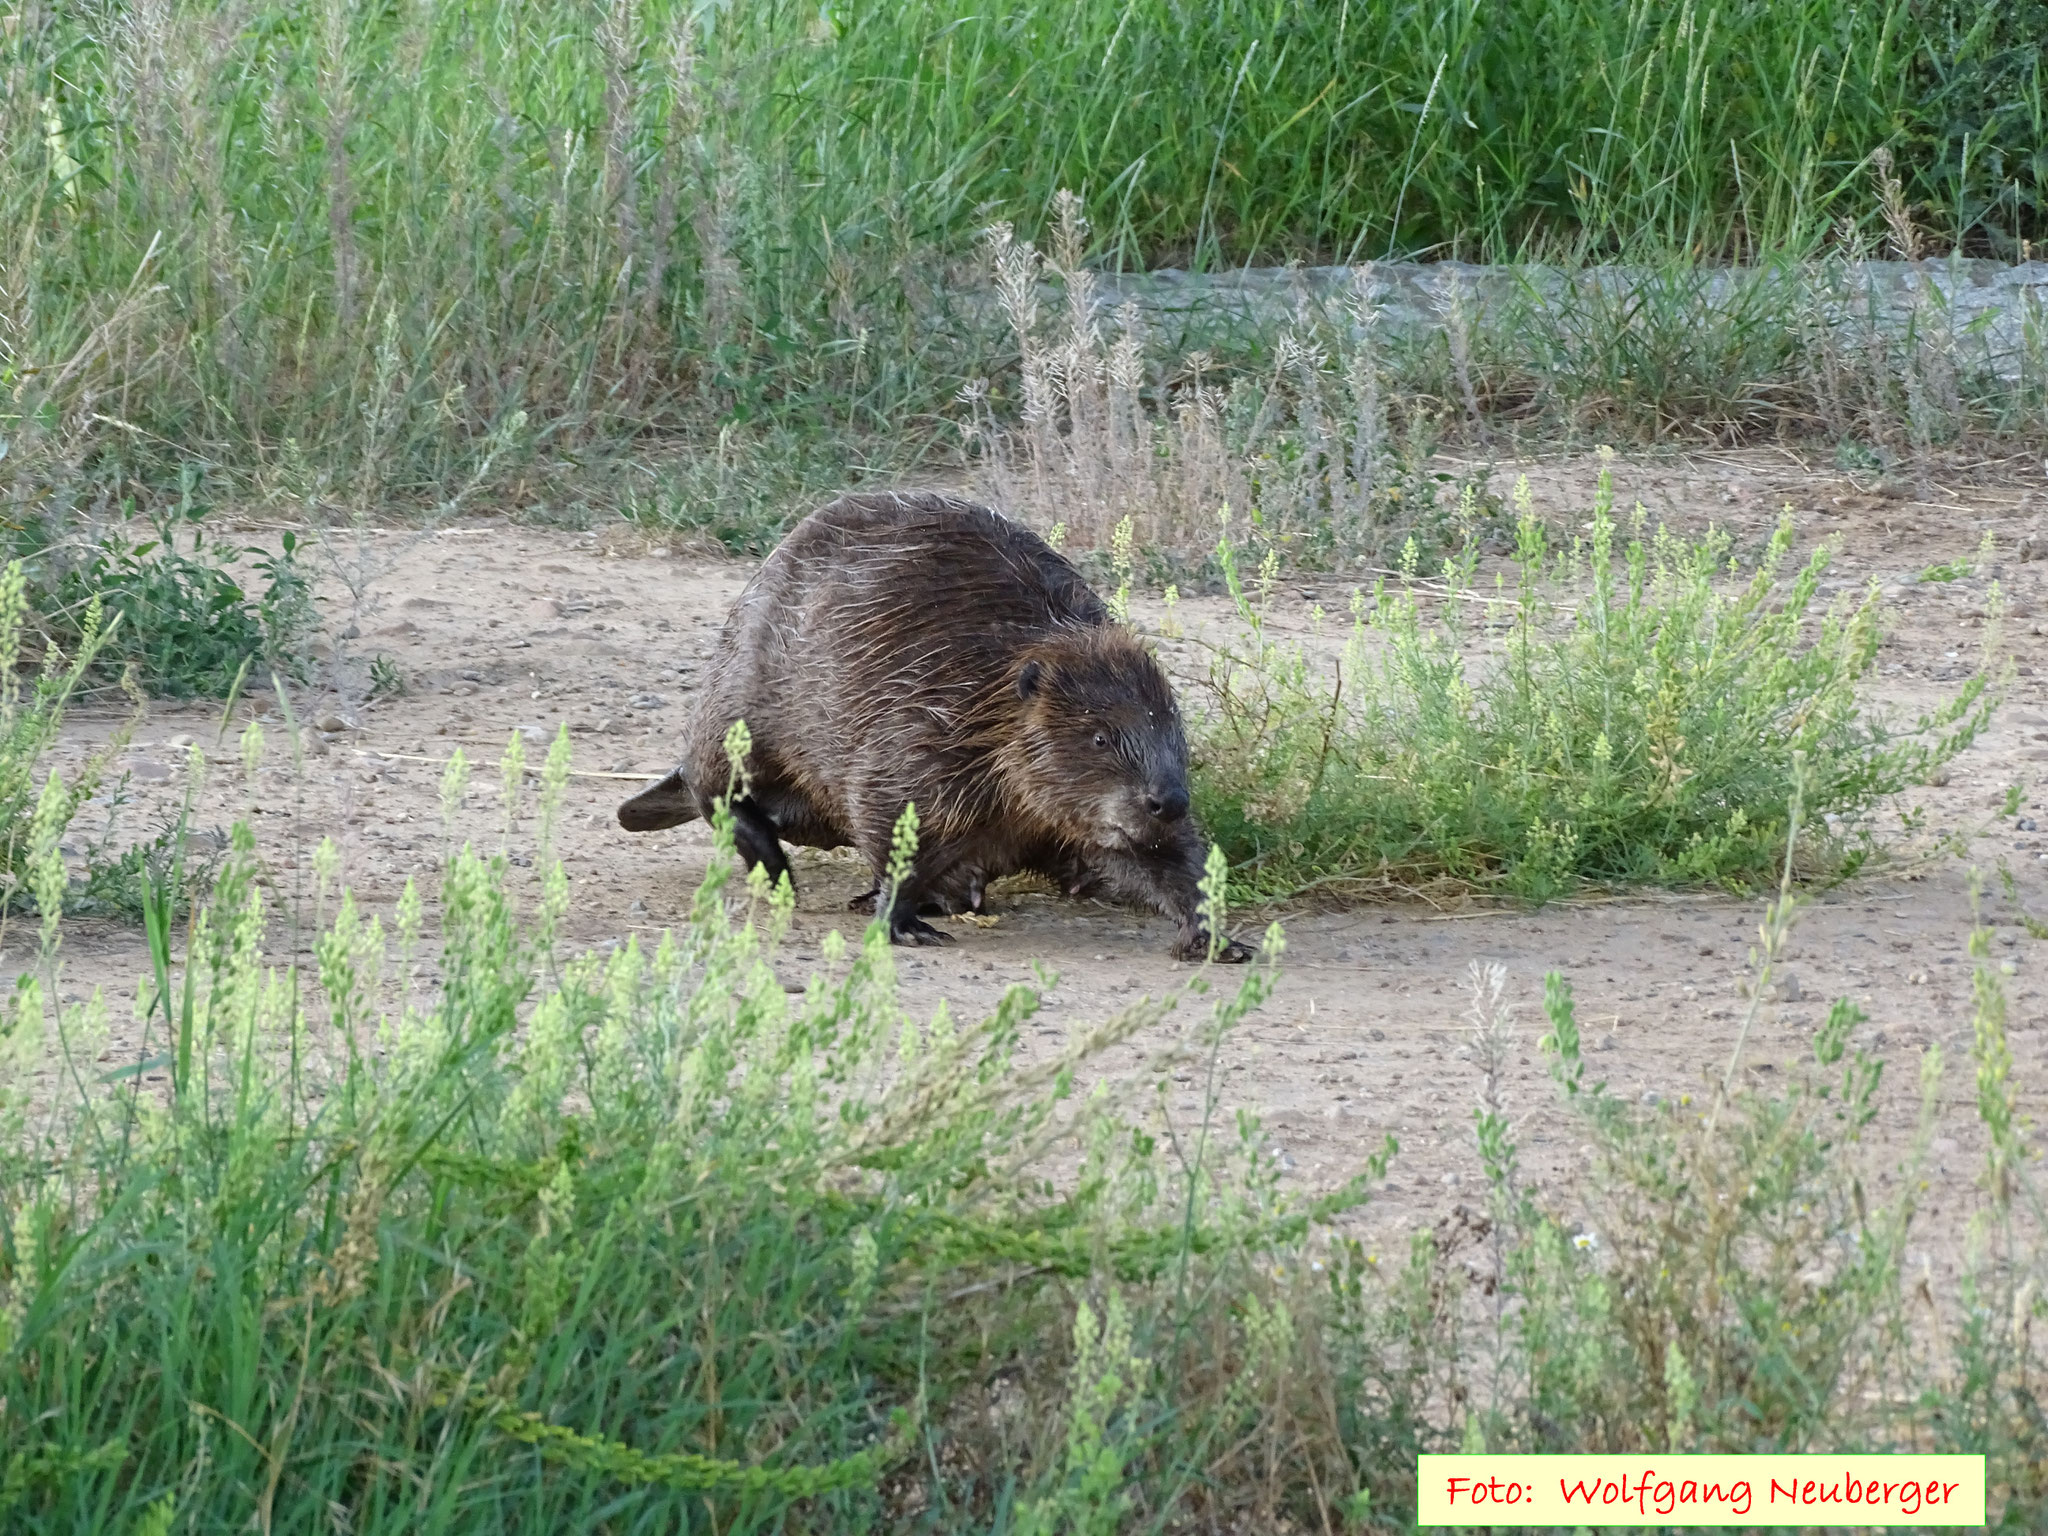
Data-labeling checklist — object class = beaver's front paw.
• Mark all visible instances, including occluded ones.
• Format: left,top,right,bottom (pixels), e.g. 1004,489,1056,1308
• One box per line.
1172,927,1254,963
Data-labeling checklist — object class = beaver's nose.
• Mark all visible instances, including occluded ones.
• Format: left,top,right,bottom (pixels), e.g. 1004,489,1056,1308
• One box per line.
1145,785,1190,822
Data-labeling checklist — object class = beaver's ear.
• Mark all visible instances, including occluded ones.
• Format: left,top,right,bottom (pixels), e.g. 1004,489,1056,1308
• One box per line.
1015,659,1043,699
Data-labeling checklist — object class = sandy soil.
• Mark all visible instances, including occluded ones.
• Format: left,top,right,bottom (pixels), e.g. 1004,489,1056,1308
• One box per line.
10,447,2047,1283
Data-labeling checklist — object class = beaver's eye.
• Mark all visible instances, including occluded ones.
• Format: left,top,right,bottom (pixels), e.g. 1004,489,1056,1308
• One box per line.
1092,731,1109,749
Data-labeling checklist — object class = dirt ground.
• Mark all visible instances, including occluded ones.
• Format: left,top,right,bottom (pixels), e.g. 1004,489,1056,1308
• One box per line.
10,446,2048,1283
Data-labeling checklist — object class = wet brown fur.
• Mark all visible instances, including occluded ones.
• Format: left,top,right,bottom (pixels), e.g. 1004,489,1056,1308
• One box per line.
618,491,1246,959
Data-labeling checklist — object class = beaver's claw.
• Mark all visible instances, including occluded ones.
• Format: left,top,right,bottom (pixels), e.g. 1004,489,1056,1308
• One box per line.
890,915,956,947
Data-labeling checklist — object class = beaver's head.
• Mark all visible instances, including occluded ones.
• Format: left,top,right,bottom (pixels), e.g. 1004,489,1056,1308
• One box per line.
1009,627,1192,851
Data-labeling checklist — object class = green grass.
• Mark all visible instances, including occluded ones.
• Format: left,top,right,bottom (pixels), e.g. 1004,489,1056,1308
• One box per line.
1,0,2043,529
1191,464,1997,901
736,0,2043,267
0,726,1378,1529
2,719,2044,1528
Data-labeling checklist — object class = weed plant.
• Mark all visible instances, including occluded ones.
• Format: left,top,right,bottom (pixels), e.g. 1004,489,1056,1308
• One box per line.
38,521,310,699
1191,463,1997,901
0,559,123,913
966,201,1470,564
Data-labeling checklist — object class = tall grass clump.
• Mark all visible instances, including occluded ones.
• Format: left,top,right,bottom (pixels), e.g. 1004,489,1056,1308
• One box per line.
2,0,2042,536
727,0,2044,265
0,0,949,521
1192,461,1998,901
0,719,1408,1530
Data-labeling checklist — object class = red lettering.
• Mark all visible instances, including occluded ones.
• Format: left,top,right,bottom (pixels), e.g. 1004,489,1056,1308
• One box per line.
1447,1477,1471,1505
1941,1480,1959,1504
1770,1478,1796,1505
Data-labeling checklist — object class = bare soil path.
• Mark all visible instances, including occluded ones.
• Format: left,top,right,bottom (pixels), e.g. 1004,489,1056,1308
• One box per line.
12,447,2048,1283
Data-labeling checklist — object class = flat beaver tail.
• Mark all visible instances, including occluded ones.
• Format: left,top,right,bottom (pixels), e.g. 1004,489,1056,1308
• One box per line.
617,769,701,832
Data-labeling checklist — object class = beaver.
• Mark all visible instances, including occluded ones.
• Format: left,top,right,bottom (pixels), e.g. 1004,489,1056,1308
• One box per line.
618,490,1249,961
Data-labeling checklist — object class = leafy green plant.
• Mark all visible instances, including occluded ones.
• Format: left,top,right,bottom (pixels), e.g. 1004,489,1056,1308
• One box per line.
67,794,225,922
367,653,408,700
1192,461,1997,901
41,517,312,699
